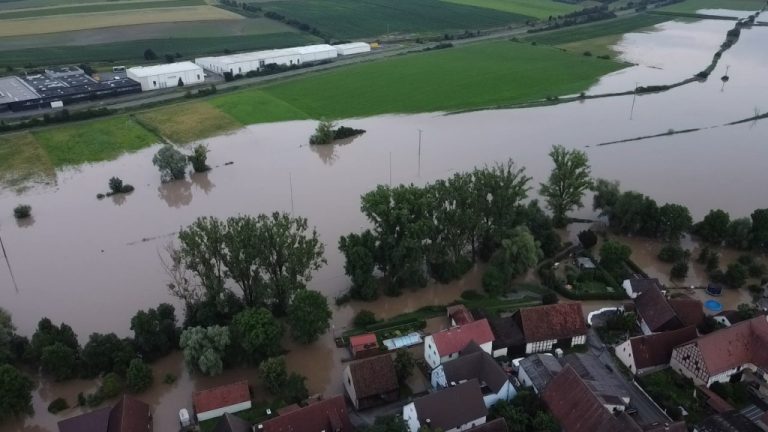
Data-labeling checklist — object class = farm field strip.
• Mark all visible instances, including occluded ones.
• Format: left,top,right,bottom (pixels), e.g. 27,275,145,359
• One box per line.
440,0,581,19
659,0,766,13
258,0,531,38
0,0,168,11
526,13,670,45
0,0,204,19
0,6,243,37
0,32,318,67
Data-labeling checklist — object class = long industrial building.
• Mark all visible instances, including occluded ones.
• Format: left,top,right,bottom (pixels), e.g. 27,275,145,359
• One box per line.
126,61,204,91
195,43,369,76
0,66,140,112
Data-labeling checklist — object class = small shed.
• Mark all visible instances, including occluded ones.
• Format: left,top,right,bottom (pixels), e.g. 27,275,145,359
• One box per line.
349,333,379,359
383,332,422,350
575,257,596,270
193,381,252,422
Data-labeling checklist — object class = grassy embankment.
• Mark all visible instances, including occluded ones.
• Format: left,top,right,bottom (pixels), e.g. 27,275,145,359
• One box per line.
0,40,623,185
659,0,767,13
527,13,671,57
440,0,581,19
258,0,531,39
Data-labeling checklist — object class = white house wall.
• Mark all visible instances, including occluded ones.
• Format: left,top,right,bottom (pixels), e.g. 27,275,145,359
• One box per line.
424,336,440,369
640,319,653,335
343,365,359,409
403,402,420,432
493,347,508,358
482,382,516,408
623,280,638,299
196,401,252,422
518,365,535,391
431,365,447,389
615,340,636,374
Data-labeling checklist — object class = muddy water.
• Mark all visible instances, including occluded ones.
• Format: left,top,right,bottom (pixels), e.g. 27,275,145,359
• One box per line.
1,18,768,432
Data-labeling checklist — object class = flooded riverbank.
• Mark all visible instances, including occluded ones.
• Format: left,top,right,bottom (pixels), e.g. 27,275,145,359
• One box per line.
1,17,767,432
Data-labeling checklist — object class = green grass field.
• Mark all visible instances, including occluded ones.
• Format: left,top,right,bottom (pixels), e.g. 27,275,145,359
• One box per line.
0,132,56,188
0,0,204,19
136,102,241,144
0,32,318,68
660,0,766,13
259,0,531,39
0,0,157,11
527,14,670,45
441,0,580,19
210,91,311,125
239,41,624,120
33,117,157,167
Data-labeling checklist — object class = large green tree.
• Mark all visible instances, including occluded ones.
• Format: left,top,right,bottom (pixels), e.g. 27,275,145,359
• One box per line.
178,217,228,298
179,326,230,376
258,356,287,395
338,230,378,300
658,203,692,240
751,209,768,249
81,333,135,378
592,178,620,215
287,290,332,344
0,364,34,421
539,145,592,227
41,342,78,381
694,209,731,244
125,359,153,393
152,145,188,182
230,308,282,363
483,226,542,296
29,318,79,363
0,309,16,364
727,218,753,250
130,304,178,361
599,240,631,277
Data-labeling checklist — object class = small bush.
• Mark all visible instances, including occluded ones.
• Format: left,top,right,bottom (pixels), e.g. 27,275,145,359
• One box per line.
99,373,123,399
542,292,559,304
86,392,105,408
658,244,688,263
309,120,336,145
121,184,135,193
671,261,689,280
188,144,210,173
460,289,484,301
13,204,31,219
163,373,177,385
77,392,86,407
96,193,105,200
108,177,124,194
48,397,69,414
583,51,592,56
353,310,377,328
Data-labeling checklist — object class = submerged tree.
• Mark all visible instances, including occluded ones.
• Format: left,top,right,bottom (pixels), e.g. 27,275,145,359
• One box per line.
309,120,336,145
230,308,282,363
539,145,592,227
338,230,378,301
179,326,230,376
188,144,210,173
0,364,34,421
287,290,332,344
152,145,188,182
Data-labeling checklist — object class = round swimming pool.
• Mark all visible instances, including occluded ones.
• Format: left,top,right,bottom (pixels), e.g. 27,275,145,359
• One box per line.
705,299,723,312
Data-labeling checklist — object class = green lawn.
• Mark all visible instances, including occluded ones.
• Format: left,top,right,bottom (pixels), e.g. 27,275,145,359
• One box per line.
259,0,531,39
441,0,581,19
210,90,311,125
638,369,708,424
136,102,242,144
660,0,766,13
251,41,623,120
33,117,158,167
0,32,318,68
0,0,204,19
0,132,56,188
527,13,670,45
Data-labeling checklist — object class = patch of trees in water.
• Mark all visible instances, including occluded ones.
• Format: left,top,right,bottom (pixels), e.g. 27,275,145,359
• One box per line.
309,120,365,145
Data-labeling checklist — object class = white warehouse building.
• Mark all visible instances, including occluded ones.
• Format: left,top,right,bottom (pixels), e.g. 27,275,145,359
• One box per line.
195,44,338,76
334,42,371,56
126,61,204,91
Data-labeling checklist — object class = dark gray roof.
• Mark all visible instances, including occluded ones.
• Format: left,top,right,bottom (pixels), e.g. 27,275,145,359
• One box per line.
413,379,487,430
519,354,562,391
628,278,663,294
213,413,252,432
58,407,111,432
468,418,509,432
443,351,508,393
562,353,629,406
696,411,763,432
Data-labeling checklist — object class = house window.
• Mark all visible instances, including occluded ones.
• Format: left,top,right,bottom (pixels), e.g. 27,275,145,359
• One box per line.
197,74,201,80
152,81,157,87
347,377,351,385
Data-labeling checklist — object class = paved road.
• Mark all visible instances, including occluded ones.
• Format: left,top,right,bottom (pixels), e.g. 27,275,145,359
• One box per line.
587,329,672,426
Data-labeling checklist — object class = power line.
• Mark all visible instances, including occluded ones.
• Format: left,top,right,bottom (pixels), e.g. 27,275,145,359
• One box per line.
0,231,19,293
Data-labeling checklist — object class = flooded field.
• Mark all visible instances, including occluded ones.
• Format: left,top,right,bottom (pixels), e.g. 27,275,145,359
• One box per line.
1,17,767,432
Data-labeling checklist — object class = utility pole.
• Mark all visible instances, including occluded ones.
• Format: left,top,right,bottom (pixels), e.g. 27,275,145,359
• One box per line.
630,82,639,120
389,152,392,186
0,230,19,293
289,172,294,214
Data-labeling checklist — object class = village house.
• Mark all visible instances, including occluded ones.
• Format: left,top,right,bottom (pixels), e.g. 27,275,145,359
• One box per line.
348,333,380,359
423,318,494,369
212,412,252,432
402,379,488,432
670,315,768,386
447,304,475,327
193,381,251,423
466,418,509,432
487,303,587,358
343,353,399,410
633,283,703,335
256,395,353,432
431,342,516,408
517,353,562,394
615,326,699,375
695,410,765,432
713,310,744,327
58,395,152,432
542,365,686,432
623,278,664,299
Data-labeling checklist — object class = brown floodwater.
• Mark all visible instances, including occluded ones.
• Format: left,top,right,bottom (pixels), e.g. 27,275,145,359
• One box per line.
1,18,767,432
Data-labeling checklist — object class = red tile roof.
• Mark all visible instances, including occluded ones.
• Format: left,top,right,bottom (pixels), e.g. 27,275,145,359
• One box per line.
193,381,250,414
348,354,399,399
518,303,587,342
668,297,704,327
447,305,475,326
680,316,768,377
628,326,698,370
431,319,494,356
257,395,353,432
542,366,637,432
108,396,152,432
349,333,378,353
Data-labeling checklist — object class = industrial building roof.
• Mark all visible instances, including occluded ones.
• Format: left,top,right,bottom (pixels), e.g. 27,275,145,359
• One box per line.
0,76,39,104
334,42,370,50
196,44,335,67
293,44,336,54
127,61,201,77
